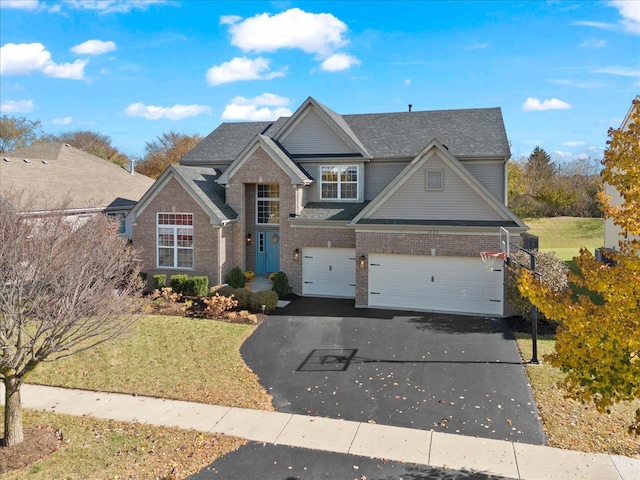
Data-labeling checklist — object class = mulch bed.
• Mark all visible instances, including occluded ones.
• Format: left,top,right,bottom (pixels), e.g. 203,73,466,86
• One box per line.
1,426,61,473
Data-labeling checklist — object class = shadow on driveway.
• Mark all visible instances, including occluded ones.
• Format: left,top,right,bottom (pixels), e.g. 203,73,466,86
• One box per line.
242,296,545,445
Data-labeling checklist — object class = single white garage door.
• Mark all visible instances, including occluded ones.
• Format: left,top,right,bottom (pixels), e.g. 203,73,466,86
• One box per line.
302,247,356,298
368,254,503,316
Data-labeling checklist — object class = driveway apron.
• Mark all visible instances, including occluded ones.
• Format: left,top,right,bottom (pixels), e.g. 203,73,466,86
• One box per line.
241,297,546,445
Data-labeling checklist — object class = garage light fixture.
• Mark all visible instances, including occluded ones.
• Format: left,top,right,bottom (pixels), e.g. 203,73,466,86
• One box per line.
359,255,366,269
293,248,300,261
246,233,252,245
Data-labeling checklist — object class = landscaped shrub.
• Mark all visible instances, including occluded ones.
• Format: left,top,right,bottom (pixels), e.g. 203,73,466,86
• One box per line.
233,287,252,309
215,285,236,298
271,271,289,299
250,290,278,313
170,274,189,294
152,274,166,290
227,267,245,288
185,276,208,297
203,293,238,316
505,250,569,320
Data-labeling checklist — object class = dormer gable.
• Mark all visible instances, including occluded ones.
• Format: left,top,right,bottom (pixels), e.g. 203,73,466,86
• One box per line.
274,97,371,159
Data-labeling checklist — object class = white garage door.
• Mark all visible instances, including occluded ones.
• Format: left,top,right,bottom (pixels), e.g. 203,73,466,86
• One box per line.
368,254,503,316
302,248,356,298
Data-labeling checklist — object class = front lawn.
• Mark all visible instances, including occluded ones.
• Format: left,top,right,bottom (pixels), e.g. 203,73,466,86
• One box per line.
27,315,274,411
2,315,272,478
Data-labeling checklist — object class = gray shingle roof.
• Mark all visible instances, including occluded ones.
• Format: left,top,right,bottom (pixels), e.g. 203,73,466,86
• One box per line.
171,166,237,221
1,143,155,213
296,201,371,221
342,108,509,158
179,102,510,167
180,119,288,165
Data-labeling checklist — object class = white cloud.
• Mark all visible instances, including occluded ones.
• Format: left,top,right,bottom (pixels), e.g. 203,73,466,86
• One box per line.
572,20,617,31
0,43,87,79
522,97,571,111
65,0,167,14
466,42,489,50
225,8,349,57
0,99,34,113
404,78,411,86
609,0,640,34
71,40,117,55
320,53,360,72
206,56,284,86
580,38,607,48
563,141,585,147
52,116,72,125
124,102,212,120
594,65,640,76
0,0,39,10
221,94,292,121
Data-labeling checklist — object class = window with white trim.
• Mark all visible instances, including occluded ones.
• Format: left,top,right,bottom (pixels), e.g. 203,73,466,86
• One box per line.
320,165,359,200
257,184,280,225
426,169,444,191
157,213,194,269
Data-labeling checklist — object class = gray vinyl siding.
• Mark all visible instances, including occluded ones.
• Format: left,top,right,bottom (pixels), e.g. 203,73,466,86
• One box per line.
461,161,505,203
299,162,366,202
281,109,355,155
368,153,502,221
364,161,407,200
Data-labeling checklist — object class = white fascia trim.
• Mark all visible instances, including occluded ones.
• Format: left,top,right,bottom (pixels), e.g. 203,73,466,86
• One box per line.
354,224,529,235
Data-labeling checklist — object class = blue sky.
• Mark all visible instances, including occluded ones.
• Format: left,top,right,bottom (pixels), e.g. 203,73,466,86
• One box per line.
1,0,638,162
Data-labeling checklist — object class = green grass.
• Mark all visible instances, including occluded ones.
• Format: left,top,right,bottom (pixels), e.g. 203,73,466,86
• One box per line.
0,409,245,479
3,315,271,478
27,315,274,411
524,216,603,261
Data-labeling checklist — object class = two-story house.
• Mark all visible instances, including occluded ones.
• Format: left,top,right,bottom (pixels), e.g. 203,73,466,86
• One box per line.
128,97,528,316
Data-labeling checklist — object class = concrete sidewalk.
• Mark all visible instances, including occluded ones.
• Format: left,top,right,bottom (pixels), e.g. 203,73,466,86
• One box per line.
3,384,638,479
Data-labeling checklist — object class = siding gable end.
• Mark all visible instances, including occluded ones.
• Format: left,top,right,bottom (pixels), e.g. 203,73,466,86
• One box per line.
352,140,525,226
281,108,356,156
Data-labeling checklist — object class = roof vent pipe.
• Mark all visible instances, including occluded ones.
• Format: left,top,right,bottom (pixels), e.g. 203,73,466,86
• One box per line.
130,158,135,175
408,104,412,112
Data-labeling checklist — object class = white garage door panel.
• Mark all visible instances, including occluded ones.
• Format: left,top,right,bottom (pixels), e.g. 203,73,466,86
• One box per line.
303,248,356,298
368,254,503,316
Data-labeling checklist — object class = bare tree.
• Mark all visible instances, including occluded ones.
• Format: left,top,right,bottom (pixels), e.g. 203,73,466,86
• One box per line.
0,193,143,446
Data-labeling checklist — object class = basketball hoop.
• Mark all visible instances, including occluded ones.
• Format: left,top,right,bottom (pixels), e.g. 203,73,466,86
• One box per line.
480,251,508,271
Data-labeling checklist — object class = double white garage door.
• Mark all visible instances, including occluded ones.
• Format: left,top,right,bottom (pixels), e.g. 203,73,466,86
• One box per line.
302,248,503,316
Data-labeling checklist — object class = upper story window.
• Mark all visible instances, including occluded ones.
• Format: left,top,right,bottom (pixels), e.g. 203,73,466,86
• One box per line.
257,184,280,225
320,165,358,200
157,213,194,269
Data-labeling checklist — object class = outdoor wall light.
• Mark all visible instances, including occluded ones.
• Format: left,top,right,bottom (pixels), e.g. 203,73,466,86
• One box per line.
293,248,300,261
246,233,252,245
359,255,366,270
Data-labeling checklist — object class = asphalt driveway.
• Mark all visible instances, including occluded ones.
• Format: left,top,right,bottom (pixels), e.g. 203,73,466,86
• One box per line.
241,297,545,445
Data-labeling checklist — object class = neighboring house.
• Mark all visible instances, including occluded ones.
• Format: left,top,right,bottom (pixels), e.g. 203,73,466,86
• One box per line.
602,95,640,251
129,97,528,316
0,142,154,236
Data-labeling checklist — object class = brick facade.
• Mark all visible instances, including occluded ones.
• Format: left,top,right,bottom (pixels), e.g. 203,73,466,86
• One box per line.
131,177,224,288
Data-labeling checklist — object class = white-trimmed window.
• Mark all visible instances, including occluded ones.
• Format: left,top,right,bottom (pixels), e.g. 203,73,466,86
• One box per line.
157,213,194,269
320,165,359,200
257,184,280,225
426,169,444,191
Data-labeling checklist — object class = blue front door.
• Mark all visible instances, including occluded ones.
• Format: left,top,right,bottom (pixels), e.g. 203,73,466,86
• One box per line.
256,230,280,273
